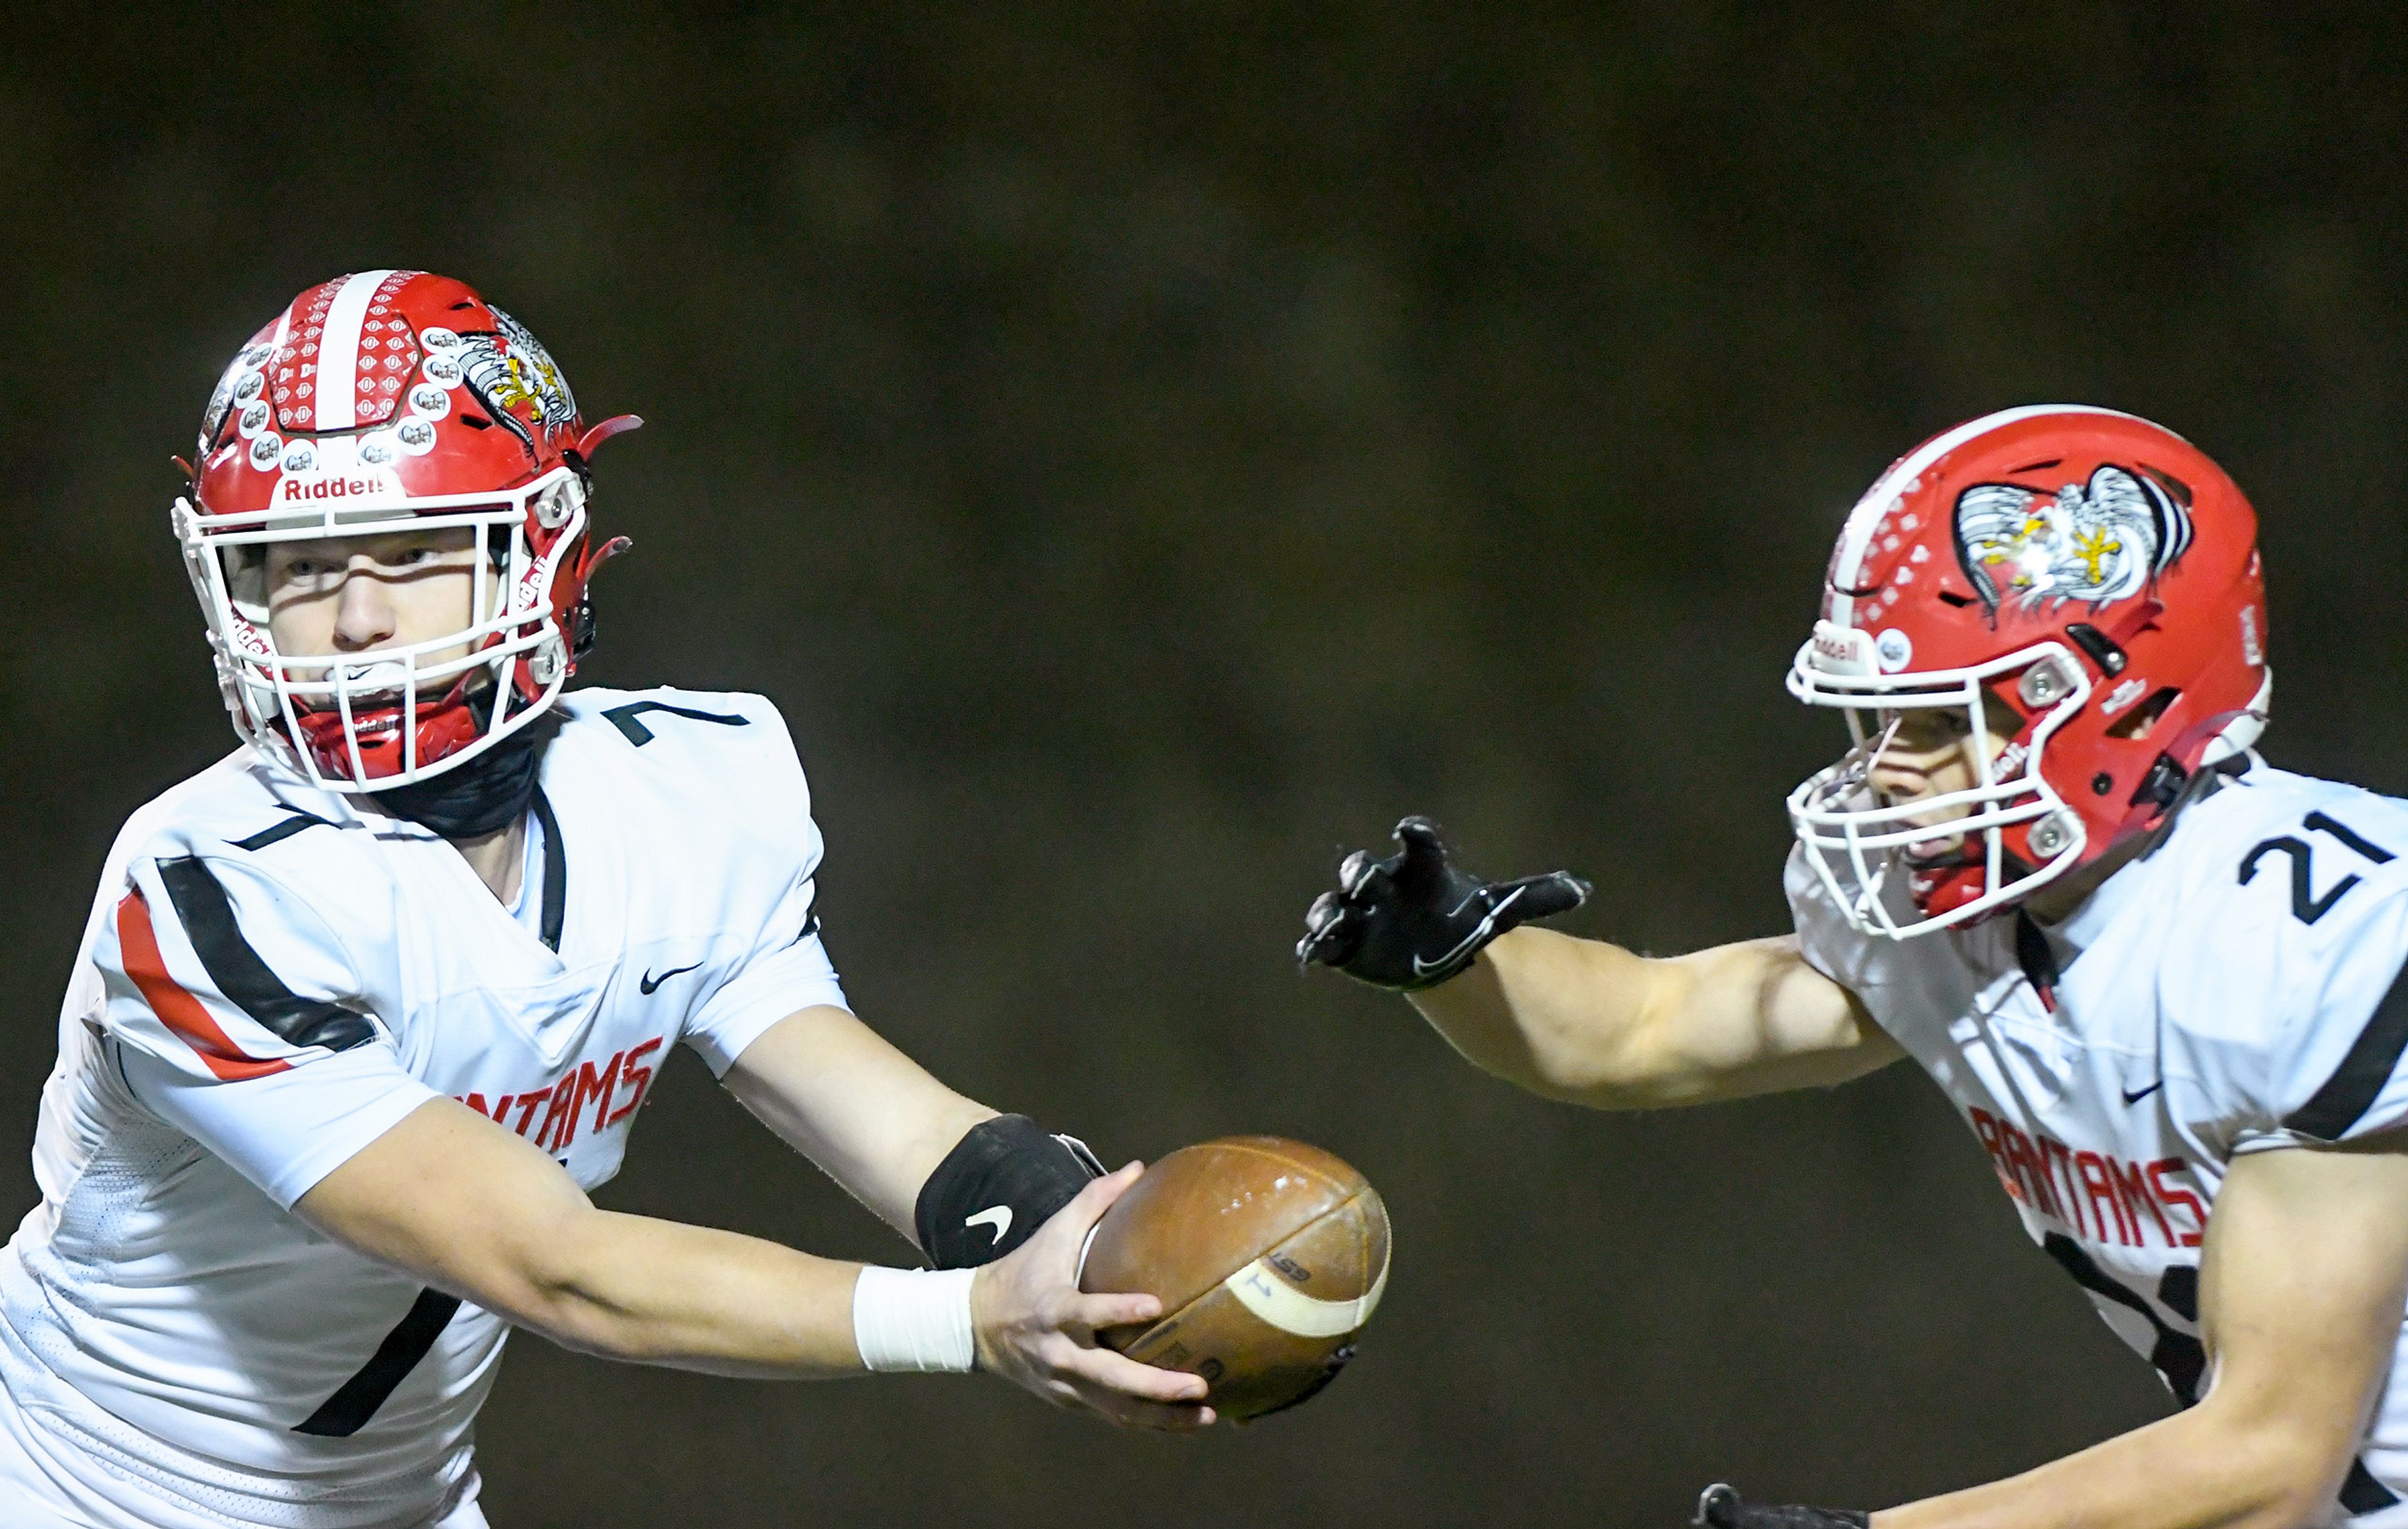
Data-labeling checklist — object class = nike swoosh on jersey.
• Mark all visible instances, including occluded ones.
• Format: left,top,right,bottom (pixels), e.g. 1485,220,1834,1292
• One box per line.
965,1206,1012,1244
638,962,702,996
2122,1080,2164,1105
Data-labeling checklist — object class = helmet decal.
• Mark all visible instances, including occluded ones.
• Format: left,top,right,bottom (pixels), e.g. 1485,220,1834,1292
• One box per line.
456,305,578,456
1953,464,2194,616
268,271,424,434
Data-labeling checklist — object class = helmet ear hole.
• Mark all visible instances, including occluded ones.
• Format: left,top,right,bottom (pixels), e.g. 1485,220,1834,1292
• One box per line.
2106,686,2182,742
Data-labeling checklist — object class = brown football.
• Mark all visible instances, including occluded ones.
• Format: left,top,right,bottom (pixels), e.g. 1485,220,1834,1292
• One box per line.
1078,1136,1390,1421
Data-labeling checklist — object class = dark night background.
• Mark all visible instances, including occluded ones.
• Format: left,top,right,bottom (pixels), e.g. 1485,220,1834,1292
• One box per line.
5,5,2407,1525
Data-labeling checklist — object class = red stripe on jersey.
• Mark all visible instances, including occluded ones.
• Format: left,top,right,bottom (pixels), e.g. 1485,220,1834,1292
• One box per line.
115,888,290,1081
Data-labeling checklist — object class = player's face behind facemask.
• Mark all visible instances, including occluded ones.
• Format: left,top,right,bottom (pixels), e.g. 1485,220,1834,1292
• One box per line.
252,527,500,703
1862,685,2027,857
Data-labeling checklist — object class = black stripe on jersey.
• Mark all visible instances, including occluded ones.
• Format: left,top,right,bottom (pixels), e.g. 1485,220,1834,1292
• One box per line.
2042,1237,2400,1512
155,858,375,1054
292,1288,463,1437
2042,1234,2205,1404
2284,959,2408,1141
2342,1459,2402,1515
530,788,566,953
601,700,751,747
230,811,334,852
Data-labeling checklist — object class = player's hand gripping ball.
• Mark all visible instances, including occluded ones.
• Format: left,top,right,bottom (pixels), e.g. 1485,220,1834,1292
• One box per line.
1077,1137,1388,1421
1298,816,1590,990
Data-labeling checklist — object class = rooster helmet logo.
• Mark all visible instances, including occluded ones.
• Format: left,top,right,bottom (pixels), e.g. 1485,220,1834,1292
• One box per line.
455,306,578,456
1952,464,2194,616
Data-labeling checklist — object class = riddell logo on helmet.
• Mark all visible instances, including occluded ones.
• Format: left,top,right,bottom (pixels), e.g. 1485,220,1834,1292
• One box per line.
274,469,405,503
1810,623,1877,675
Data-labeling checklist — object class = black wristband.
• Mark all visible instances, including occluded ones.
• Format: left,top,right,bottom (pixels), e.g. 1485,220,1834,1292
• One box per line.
914,1115,1104,1268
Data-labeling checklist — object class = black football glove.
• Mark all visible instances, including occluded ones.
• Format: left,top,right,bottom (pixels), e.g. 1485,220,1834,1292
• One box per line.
1693,1484,1869,1529
1296,816,1590,990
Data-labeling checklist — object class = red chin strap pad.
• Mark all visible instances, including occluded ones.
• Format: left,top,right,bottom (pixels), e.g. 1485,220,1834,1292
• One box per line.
289,685,482,782
1910,859,1988,921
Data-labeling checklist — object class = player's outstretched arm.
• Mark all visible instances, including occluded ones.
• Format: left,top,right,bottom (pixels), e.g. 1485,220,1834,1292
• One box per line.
295,1098,1212,1428
1851,1133,2408,1529
1300,818,1900,1107
1416,927,1900,1108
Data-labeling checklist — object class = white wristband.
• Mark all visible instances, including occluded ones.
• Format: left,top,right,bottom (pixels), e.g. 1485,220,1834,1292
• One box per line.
852,1266,978,1374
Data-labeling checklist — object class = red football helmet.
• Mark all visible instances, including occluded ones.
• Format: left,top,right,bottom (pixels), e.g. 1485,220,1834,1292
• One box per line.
1787,406,2271,938
173,270,638,789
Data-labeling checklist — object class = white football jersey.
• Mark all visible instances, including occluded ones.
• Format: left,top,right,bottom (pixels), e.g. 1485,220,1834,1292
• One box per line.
1790,758,2408,1525
0,686,847,1526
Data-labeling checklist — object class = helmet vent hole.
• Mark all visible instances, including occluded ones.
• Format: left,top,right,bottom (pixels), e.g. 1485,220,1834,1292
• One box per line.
1937,589,1976,608
2008,458,2062,473
460,412,494,430
2106,686,2182,742
2065,622,2128,675
2140,465,2194,507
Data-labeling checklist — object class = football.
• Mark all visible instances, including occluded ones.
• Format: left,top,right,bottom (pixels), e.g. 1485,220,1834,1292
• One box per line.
1079,1136,1390,1421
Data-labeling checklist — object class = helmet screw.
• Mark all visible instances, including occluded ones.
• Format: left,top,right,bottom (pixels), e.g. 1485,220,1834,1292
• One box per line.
2028,812,2076,858
2019,660,2073,709
2091,771,2114,796
528,639,564,686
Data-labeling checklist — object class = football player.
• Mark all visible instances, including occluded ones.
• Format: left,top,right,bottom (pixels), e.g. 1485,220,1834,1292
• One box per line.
1302,406,2408,1528
0,271,1209,1529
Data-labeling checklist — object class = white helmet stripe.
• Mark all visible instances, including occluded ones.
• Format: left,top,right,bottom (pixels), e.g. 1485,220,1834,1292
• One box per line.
1826,404,2136,628
310,270,395,433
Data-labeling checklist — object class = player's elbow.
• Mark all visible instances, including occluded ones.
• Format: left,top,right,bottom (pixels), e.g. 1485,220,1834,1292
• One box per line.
2226,1470,2352,1529
467,1205,660,1362
2252,1448,2366,1529
2186,1405,2365,1529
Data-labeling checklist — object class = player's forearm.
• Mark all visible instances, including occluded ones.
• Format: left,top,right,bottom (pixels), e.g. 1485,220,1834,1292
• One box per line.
1872,1401,2353,1529
508,1204,869,1378
1412,929,1897,1108
1407,926,1677,1106
722,1005,1000,1241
